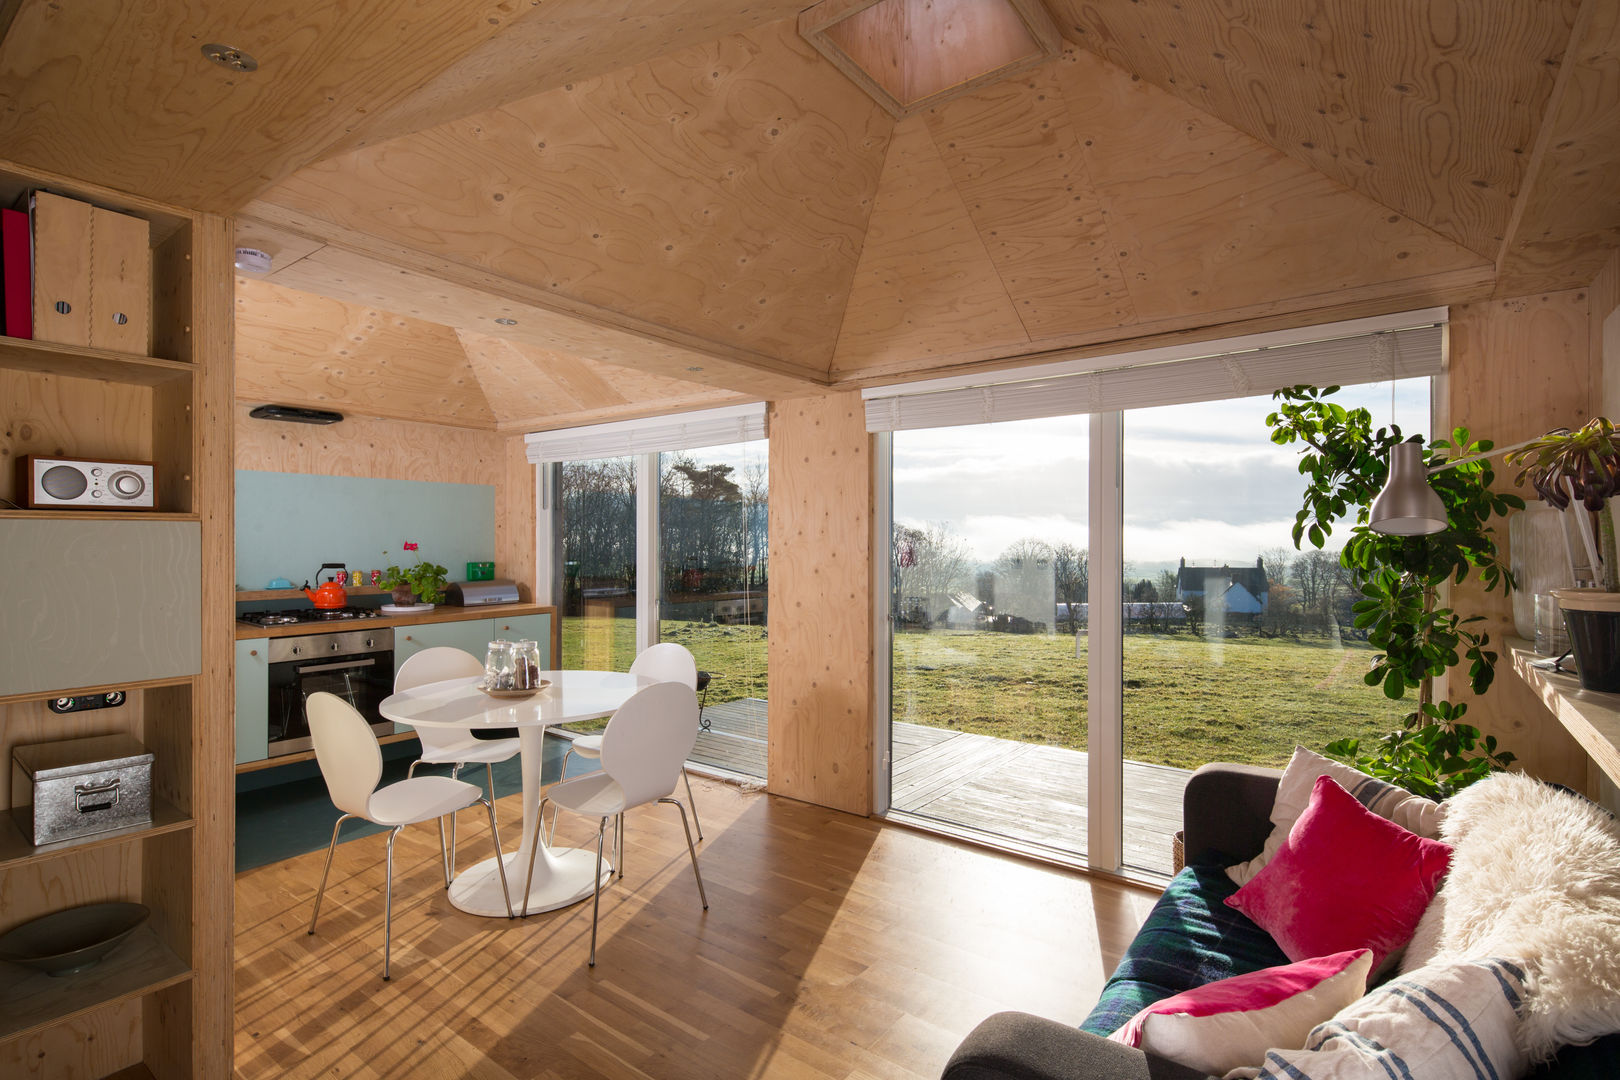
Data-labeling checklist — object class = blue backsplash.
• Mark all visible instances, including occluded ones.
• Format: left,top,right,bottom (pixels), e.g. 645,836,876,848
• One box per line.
236,471,496,590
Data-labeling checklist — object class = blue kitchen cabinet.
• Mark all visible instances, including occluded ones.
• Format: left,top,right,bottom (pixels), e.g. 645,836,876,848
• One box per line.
489,612,552,663
235,639,270,765
394,618,496,673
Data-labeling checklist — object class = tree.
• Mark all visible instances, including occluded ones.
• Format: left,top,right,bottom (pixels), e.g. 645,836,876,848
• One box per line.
1258,546,1293,593
894,522,975,624
994,537,1055,624
1053,543,1088,632
560,457,637,605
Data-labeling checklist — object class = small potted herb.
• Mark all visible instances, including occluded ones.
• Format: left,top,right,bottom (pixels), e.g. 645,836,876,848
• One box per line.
1506,418,1620,690
379,542,450,607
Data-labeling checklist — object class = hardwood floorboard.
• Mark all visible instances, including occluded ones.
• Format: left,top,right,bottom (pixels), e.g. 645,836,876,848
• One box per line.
235,781,1159,1079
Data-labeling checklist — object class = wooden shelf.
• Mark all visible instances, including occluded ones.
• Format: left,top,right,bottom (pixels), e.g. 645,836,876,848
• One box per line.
1508,637,1620,788
0,924,191,1043
0,336,192,383
0,675,192,709
234,602,553,640
0,798,192,872
0,510,200,523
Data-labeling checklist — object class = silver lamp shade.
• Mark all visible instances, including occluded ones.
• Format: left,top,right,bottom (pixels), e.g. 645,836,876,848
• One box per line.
1369,442,1448,535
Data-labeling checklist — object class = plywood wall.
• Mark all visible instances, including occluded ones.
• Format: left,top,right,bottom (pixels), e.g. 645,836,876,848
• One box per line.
1447,287,1594,791
767,392,873,815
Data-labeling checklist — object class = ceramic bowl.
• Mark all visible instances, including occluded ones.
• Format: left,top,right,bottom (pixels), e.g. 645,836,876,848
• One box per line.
0,902,150,977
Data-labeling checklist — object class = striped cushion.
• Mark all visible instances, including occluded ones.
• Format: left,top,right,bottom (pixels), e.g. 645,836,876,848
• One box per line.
1227,745,1444,888
1229,958,1528,1080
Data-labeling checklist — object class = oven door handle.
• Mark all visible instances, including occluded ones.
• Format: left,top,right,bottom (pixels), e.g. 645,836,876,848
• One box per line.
295,658,377,676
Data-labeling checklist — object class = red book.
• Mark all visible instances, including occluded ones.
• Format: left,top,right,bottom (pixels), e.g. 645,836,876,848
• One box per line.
1,207,30,339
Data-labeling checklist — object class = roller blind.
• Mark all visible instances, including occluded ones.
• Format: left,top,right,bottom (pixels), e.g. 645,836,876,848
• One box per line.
862,309,1446,433
524,402,767,463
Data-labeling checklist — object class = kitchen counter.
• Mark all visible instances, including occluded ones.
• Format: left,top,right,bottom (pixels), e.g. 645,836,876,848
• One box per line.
234,602,556,640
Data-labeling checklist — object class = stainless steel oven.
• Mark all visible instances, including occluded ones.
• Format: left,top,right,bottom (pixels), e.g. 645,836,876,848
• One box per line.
266,628,396,757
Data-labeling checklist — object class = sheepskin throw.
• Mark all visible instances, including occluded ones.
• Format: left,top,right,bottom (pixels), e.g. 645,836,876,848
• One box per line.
1399,771,1620,1062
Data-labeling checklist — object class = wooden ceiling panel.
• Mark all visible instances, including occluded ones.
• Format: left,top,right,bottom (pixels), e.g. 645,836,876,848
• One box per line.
923,64,1135,337
235,276,494,429
1497,0,1620,295
238,223,825,399
325,0,808,157
1049,0,1580,260
457,332,744,432
254,19,893,371
1057,47,1490,322
831,117,1029,375
0,0,518,212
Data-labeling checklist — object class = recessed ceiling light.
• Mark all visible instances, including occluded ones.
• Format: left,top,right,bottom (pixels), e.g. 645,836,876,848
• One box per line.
495,318,518,326
202,43,258,72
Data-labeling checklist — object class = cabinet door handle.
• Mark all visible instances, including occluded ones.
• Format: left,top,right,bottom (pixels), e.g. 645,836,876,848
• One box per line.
250,650,258,657
405,635,413,641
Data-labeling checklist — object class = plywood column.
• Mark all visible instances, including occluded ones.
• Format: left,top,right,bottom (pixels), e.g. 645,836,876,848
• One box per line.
496,434,538,603
1447,287,1593,791
767,392,874,815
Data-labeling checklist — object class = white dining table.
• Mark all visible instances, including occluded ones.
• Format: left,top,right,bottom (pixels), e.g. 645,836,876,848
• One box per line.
379,669,655,918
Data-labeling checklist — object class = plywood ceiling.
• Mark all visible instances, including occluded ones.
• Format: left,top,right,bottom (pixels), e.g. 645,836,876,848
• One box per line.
3,0,1616,424
236,276,741,432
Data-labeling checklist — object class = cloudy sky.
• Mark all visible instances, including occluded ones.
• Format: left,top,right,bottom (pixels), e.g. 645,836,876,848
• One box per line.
892,381,1431,575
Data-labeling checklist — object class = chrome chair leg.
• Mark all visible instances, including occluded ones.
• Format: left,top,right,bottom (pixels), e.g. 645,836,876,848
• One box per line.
407,759,422,778
484,762,504,858
481,797,515,919
659,797,708,909
308,813,354,934
383,824,404,981
615,812,624,878
447,762,462,870
522,796,552,918
438,813,452,888
682,769,703,841
588,816,606,967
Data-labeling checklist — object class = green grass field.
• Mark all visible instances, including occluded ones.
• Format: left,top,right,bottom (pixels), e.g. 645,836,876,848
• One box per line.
562,617,1405,768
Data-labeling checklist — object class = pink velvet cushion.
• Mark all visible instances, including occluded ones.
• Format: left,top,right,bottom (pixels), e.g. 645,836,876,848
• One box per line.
1108,949,1374,1076
1225,774,1452,972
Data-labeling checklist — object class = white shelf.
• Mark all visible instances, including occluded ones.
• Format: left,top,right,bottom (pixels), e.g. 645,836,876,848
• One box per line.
1507,637,1620,788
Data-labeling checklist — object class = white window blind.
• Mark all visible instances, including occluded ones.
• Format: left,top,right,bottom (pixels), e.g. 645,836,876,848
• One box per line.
862,309,1446,432
524,402,767,463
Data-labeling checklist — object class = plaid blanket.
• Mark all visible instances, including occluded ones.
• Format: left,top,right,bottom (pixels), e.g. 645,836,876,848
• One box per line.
1080,862,1289,1037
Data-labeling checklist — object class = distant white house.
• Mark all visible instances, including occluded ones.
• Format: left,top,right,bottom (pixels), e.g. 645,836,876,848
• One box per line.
1174,557,1270,614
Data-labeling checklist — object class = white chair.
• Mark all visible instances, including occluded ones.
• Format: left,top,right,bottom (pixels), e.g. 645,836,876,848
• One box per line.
557,642,704,841
396,646,522,870
527,680,708,966
305,691,514,980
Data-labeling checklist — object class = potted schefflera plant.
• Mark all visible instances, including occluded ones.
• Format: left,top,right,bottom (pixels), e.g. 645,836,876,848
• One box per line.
1506,418,1620,691
379,542,450,608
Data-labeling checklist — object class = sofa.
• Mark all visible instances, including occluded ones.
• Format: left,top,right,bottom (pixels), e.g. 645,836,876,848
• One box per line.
942,762,1620,1080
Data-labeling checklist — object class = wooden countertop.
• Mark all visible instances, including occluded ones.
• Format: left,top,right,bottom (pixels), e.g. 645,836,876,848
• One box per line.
1507,636,1620,789
234,603,556,640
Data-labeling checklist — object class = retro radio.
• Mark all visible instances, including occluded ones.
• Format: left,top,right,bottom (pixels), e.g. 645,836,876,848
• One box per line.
16,456,156,510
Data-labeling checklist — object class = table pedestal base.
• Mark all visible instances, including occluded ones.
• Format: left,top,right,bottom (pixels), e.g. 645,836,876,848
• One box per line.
448,847,613,917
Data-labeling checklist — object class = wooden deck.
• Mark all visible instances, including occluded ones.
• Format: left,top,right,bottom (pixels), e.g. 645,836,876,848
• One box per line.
693,700,1188,876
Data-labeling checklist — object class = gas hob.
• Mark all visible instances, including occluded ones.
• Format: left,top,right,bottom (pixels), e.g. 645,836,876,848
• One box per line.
237,606,386,627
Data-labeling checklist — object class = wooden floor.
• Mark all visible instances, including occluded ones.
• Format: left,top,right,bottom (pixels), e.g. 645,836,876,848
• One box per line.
696,701,1187,875
234,781,1162,1080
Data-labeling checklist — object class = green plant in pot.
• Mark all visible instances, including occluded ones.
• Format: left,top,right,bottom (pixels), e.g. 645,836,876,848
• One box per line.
1505,417,1620,691
379,542,449,606
1267,385,1520,798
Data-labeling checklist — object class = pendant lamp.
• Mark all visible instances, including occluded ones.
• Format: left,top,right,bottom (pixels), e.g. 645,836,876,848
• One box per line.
1369,441,1448,535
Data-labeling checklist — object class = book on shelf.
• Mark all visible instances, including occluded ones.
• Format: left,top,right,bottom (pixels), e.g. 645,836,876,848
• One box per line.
1,206,28,339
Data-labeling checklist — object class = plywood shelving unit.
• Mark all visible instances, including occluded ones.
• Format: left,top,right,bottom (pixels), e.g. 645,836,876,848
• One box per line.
0,160,233,1078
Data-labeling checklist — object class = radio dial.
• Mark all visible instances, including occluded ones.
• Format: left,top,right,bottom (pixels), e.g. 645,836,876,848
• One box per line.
330,641,341,652
290,645,302,656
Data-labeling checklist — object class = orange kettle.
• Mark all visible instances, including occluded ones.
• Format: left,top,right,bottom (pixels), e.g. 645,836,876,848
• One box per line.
302,563,348,609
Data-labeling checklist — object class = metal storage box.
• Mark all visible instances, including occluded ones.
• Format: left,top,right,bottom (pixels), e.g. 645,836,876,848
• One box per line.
11,733,154,845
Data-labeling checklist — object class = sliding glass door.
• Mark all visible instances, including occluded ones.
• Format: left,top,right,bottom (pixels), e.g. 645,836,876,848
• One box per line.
557,456,638,672
889,416,1091,858
659,441,769,778
1118,385,1425,874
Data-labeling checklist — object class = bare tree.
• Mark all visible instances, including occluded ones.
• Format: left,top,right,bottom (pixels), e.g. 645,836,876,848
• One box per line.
1053,543,1088,632
894,521,975,624
994,537,1055,624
